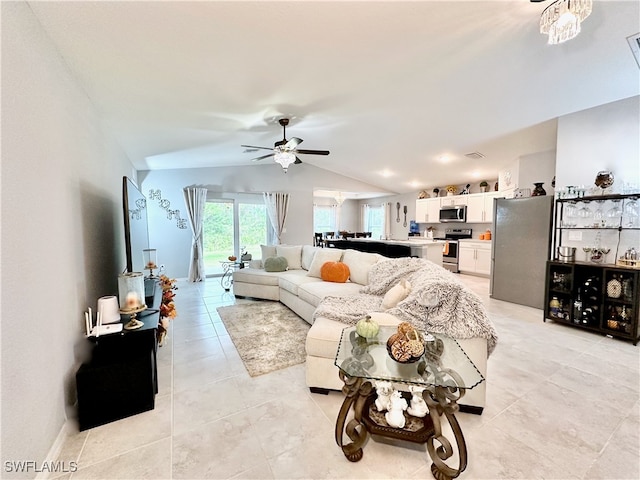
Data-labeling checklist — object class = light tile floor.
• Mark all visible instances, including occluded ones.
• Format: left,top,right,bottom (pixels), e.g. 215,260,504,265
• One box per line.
54,275,639,479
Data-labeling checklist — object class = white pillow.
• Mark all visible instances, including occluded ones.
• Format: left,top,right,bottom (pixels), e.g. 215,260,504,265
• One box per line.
382,279,412,309
301,245,319,271
307,249,344,278
276,245,303,270
260,244,277,260
342,249,380,285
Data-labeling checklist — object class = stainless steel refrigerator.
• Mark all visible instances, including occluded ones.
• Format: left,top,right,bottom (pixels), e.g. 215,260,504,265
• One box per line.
490,196,554,309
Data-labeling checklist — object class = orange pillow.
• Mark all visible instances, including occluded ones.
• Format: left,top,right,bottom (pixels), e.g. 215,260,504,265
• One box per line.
320,261,350,283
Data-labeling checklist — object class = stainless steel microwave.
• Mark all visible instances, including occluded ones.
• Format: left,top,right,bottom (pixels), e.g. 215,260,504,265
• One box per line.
439,205,467,223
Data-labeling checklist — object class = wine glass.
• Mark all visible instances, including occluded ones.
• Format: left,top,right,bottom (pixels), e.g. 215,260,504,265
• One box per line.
564,202,578,227
577,203,593,227
623,199,638,227
606,200,623,227
582,246,592,261
593,200,605,227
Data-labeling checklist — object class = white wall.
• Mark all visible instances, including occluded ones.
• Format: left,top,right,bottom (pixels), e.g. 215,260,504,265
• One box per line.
1,3,134,471
556,96,640,190
140,165,389,278
554,95,640,255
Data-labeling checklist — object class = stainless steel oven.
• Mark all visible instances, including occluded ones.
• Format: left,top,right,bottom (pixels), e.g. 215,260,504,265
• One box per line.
435,228,472,273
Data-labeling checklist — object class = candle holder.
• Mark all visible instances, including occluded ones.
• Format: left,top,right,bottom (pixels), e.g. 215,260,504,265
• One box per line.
143,249,158,278
118,272,147,330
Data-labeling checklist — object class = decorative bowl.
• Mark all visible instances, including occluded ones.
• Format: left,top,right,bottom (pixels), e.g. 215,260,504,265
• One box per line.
228,255,237,261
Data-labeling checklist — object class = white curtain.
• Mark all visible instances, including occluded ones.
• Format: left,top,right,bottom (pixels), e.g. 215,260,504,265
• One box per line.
384,202,392,240
263,192,290,244
183,187,207,282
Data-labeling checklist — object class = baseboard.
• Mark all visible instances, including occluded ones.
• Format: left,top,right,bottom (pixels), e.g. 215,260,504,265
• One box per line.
35,420,72,479
459,404,484,415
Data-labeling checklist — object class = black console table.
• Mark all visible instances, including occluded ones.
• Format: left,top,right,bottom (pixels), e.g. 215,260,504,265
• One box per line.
76,281,160,430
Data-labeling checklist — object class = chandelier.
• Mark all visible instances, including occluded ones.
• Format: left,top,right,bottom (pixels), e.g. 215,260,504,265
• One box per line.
273,150,296,173
334,192,345,206
540,0,592,45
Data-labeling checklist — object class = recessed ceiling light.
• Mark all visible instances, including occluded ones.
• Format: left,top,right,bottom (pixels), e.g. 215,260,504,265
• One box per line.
408,180,421,188
439,155,450,163
379,169,394,177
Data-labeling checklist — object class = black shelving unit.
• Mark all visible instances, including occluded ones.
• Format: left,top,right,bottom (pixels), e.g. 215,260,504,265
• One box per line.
544,261,639,345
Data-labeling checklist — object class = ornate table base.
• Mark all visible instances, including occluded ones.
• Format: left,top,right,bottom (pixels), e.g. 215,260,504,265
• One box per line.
335,371,468,480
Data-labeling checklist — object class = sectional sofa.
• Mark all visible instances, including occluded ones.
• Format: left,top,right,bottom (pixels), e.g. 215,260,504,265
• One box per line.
232,244,492,413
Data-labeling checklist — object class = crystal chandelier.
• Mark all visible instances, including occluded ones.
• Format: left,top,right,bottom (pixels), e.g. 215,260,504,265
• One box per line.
273,150,296,172
540,0,592,45
334,192,345,206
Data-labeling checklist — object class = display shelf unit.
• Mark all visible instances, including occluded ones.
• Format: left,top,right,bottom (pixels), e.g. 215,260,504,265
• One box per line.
544,261,639,345
552,193,640,262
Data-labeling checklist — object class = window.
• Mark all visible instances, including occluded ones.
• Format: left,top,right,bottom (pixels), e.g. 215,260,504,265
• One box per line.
364,203,385,240
313,204,336,234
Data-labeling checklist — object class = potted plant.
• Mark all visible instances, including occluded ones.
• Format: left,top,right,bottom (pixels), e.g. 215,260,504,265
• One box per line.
480,181,488,193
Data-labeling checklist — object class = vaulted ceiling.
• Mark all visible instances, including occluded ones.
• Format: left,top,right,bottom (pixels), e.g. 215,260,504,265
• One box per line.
28,1,640,194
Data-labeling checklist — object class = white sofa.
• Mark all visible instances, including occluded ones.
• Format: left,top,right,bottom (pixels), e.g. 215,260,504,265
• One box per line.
232,244,489,414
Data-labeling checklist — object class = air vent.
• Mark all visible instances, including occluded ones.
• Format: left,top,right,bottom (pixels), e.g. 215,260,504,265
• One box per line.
464,151,485,159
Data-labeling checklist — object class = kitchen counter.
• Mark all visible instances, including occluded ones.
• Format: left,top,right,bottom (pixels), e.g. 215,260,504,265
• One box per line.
458,239,493,244
327,238,444,266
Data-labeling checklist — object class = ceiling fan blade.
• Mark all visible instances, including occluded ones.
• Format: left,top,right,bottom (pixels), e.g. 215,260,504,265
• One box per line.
295,149,330,155
251,153,275,162
241,144,274,151
294,157,303,164
285,137,303,149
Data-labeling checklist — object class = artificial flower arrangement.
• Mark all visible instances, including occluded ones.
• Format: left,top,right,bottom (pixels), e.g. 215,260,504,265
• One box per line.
157,275,177,345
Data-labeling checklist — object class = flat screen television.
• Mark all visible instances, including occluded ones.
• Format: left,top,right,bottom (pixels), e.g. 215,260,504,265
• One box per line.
122,176,150,274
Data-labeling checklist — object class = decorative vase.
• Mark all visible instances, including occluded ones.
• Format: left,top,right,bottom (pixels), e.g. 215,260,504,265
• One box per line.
532,183,546,196
595,171,614,191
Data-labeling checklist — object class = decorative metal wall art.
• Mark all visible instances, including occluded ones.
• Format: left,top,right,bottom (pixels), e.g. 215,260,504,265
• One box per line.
148,189,188,229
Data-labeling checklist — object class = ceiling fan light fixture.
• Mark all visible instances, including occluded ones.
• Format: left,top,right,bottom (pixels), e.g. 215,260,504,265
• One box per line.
540,0,592,45
274,151,296,172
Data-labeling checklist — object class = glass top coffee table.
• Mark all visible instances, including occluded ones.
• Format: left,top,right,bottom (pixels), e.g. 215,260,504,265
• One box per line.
334,325,484,479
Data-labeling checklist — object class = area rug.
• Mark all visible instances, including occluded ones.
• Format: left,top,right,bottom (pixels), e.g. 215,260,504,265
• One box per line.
216,301,310,377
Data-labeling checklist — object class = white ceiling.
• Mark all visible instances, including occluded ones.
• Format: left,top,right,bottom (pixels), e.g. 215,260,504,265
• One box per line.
29,1,640,195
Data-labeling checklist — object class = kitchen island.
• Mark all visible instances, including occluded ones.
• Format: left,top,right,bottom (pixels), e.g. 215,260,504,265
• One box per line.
327,238,444,267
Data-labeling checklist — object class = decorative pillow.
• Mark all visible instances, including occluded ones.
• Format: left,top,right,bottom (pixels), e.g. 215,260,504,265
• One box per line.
342,249,380,285
307,249,344,278
301,245,319,271
320,261,350,283
264,256,288,272
260,244,277,261
382,279,412,309
276,245,303,270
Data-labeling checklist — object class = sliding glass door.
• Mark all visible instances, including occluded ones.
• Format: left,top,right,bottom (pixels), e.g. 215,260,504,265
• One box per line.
203,197,268,276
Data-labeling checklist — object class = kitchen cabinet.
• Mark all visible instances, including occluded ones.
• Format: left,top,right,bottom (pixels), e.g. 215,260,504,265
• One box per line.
459,240,491,276
544,261,639,345
466,192,504,223
415,198,440,223
440,196,468,207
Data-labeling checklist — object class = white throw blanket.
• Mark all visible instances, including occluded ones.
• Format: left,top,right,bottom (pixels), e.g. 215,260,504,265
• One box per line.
312,257,498,355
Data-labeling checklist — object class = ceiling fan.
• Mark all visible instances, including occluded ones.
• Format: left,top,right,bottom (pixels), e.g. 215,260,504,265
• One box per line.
241,118,330,172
